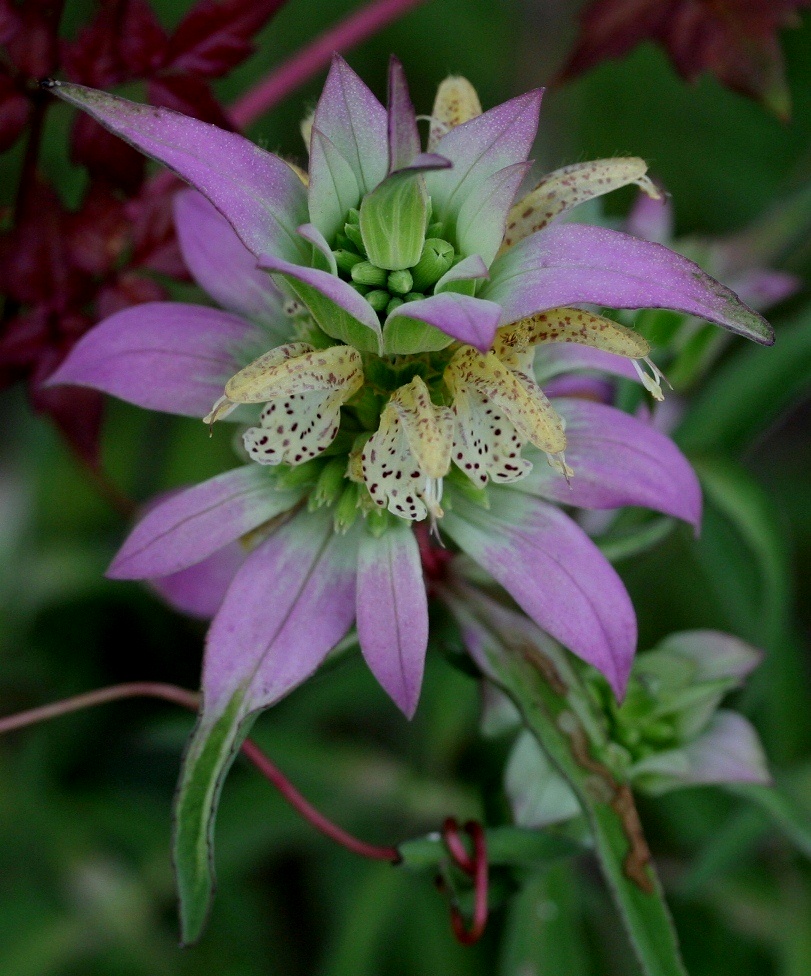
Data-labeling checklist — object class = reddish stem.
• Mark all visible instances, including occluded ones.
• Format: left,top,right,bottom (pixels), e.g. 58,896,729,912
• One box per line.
241,740,400,862
229,0,430,128
442,818,489,945
0,683,400,863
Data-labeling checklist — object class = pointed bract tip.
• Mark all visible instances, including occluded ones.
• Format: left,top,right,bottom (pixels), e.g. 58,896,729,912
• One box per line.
39,77,60,90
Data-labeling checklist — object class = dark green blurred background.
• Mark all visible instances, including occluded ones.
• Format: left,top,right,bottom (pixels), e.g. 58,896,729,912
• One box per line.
1,1,810,973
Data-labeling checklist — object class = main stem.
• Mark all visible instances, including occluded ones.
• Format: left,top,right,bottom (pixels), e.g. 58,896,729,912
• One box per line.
230,0,430,128
0,683,399,862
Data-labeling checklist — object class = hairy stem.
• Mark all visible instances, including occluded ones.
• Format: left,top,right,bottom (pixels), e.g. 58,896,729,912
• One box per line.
0,682,399,862
230,0,430,128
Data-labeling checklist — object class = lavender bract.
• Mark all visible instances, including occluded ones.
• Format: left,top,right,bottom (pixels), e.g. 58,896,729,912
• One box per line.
47,58,771,940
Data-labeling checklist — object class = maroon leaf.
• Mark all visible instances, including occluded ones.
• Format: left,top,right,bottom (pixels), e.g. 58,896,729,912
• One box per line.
70,113,146,192
559,0,810,118
63,0,168,87
119,0,169,76
0,71,30,152
126,178,189,277
65,185,130,276
4,0,61,77
147,73,234,128
96,270,166,319
164,0,287,77
0,0,22,45
62,11,127,86
31,344,105,469
0,180,74,307
0,309,49,380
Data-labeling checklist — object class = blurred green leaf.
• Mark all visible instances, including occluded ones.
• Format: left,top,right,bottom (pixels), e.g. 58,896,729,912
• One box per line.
727,780,811,860
677,308,811,454
499,865,591,976
691,455,791,646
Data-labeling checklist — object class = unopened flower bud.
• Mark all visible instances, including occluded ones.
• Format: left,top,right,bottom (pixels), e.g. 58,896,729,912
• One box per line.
366,289,390,311
344,223,366,254
386,296,404,316
351,261,388,288
334,249,364,275
387,269,413,294
410,238,454,292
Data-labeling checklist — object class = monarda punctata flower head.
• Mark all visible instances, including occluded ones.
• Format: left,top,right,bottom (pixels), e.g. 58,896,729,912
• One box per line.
46,58,771,941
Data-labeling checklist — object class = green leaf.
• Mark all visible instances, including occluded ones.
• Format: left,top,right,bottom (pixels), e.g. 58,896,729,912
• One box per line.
445,592,688,976
382,316,453,355
359,172,428,270
397,825,581,871
173,692,252,946
596,515,677,563
727,780,811,860
677,307,811,454
277,274,382,353
691,455,790,646
309,129,361,242
499,865,591,976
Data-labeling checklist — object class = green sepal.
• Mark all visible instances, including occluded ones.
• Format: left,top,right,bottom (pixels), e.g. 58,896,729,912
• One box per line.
276,274,381,353
382,315,453,355
359,172,428,270
334,483,360,533
410,238,454,291
344,223,367,255
310,457,348,509
173,692,253,946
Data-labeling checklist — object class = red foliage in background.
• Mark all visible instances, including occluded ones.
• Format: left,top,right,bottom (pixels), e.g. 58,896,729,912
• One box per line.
0,0,286,466
560,0,810,118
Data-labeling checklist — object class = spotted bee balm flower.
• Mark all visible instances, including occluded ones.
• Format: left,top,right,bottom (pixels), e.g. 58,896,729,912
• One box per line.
46,58,772,941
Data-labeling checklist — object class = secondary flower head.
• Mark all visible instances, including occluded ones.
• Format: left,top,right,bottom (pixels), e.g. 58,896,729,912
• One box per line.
46,60,772,942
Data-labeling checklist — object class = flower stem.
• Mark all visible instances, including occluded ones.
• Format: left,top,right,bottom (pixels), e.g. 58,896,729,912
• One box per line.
0,682,400,863
229,0,430,128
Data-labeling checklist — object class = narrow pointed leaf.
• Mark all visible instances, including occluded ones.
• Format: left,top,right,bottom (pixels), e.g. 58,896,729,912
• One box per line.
174,508,358,943
426,90,542,230
356,522,428,717
313,56,388,195
46,82,309,262
308,127,361,242
258,253,382,352
456,161,531,265
442,488,636,696
384,293,501,354
518,398,702,527
485,224,774,344
108,466,302,579
387,56,420,172
47,302,268,416
173,190,288,334
174,693,251,945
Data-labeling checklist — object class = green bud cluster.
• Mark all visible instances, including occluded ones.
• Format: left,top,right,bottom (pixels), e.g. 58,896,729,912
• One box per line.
332,203,457,322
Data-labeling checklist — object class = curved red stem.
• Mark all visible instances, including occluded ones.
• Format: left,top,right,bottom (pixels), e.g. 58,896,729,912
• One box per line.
0,683,399,863
441,818,489,945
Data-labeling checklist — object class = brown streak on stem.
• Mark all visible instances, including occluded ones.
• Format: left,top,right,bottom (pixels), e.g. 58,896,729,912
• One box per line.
565,721,653,894
520,642,568,696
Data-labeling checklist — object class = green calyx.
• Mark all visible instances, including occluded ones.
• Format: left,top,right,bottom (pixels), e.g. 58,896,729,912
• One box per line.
331,197,455,324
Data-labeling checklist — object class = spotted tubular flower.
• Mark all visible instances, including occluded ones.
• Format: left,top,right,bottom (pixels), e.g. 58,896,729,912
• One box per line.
46,59,772,942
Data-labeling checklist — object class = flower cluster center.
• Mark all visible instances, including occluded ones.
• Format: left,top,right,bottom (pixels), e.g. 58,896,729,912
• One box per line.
333,205,456,320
